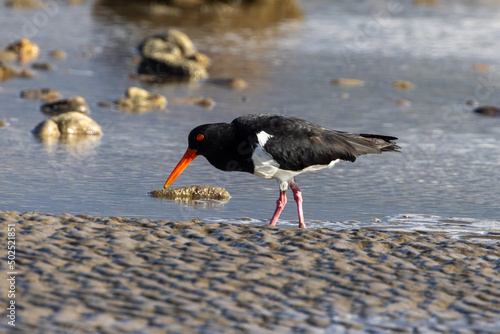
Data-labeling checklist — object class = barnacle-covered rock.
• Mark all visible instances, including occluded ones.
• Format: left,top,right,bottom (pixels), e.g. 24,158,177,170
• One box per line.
149,185,230,202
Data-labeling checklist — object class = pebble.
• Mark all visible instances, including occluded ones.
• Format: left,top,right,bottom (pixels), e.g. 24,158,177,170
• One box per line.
0,64,17,81
5,38,40,62
207,78,248,89
392,80,415,90
3,209,499,333
40,96,90,115
115,86,167,112
20,88,61,102
168,97,216,109
473,105,500,117
49,49,67,59
31,62,55,71
5,0,45,9
330,78,365,87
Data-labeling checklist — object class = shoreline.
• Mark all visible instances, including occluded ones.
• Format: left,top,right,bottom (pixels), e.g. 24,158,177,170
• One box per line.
1,209,499,333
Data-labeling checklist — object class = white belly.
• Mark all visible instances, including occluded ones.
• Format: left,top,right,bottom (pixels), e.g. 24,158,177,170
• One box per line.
252,142,339,189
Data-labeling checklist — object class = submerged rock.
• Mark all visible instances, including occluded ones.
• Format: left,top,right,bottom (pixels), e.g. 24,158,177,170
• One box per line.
137,30,210,80
473,106,500,117
32,62,55,71
0,65,17,81
41,96,90,116
49,49,67,60
32,112,102,138
5,0,46,9
330,78,365,87
392,80,415,90
149,185,230,202
115,87,167,112
169,97,215,109
0,50,17,62
21,88,61,102
207,78,248,90
6,38,40,62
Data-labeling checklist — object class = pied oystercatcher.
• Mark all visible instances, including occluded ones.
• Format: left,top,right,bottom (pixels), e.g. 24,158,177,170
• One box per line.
164,114,400,228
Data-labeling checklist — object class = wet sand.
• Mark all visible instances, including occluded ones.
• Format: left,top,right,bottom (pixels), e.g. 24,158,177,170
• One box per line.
1,210,499,333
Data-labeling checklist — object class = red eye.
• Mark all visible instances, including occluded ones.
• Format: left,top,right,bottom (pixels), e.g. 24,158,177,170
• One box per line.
196,134,204,141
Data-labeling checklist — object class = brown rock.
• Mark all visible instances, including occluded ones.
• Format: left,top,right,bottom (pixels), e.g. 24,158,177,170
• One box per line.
49,50,67,60
392,80,415,90
32,112,102,138
0,65,16,81
115,87,167,112
6,38,40,62
473,106,500,117
331,78,365,87
20,88,61,102
41,96,90,116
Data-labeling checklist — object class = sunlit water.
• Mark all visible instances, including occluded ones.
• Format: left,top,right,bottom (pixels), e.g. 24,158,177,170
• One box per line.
1,0,499,243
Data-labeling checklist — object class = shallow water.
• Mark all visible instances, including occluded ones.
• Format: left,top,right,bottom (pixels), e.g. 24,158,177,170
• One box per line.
1,0,499,238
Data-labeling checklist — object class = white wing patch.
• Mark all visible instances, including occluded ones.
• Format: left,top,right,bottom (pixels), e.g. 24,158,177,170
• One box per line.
256,131,273,146
251,130,340,190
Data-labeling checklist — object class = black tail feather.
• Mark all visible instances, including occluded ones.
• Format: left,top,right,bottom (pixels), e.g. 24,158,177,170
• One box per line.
359,133,401,152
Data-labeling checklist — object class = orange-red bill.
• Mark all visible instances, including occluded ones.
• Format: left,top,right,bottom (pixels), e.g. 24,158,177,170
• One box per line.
164,148,198,188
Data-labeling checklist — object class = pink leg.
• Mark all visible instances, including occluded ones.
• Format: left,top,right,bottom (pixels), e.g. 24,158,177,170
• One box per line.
269,191,287,226
289,182,306,228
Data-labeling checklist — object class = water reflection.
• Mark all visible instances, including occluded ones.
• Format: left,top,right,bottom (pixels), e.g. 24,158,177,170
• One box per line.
93,0,303,32
91,0,304,81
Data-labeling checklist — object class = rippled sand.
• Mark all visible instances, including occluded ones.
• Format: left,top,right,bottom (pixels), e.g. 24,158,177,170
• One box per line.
0,210,499,333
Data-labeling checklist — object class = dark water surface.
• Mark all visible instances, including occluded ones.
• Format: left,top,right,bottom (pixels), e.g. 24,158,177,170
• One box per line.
1,0,499,239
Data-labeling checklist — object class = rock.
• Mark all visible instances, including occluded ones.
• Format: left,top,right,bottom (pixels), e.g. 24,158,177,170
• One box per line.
32,62,55,71
472,64,490,71
115,87,167,112
330,78,365,87
138,55,208,80
49,50,67,60
41,97,90,116
188,52,212,69
149,186,230,201
137,30,210,80
5,0,46,9
0,120,6,127
139,30,197,58
168,97,215,109
0,50,17,62
32,112,102,138
392,80,415,90
97,101,113,108
6,38,40,62
0,64,17,81
413,0,438,5
17,68,37,78
473,106,500,117
208,78,248,90
395,99,411,106
21,88,61,102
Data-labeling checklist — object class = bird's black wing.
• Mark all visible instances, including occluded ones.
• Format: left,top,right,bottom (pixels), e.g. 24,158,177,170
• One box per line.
233,114,364,171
